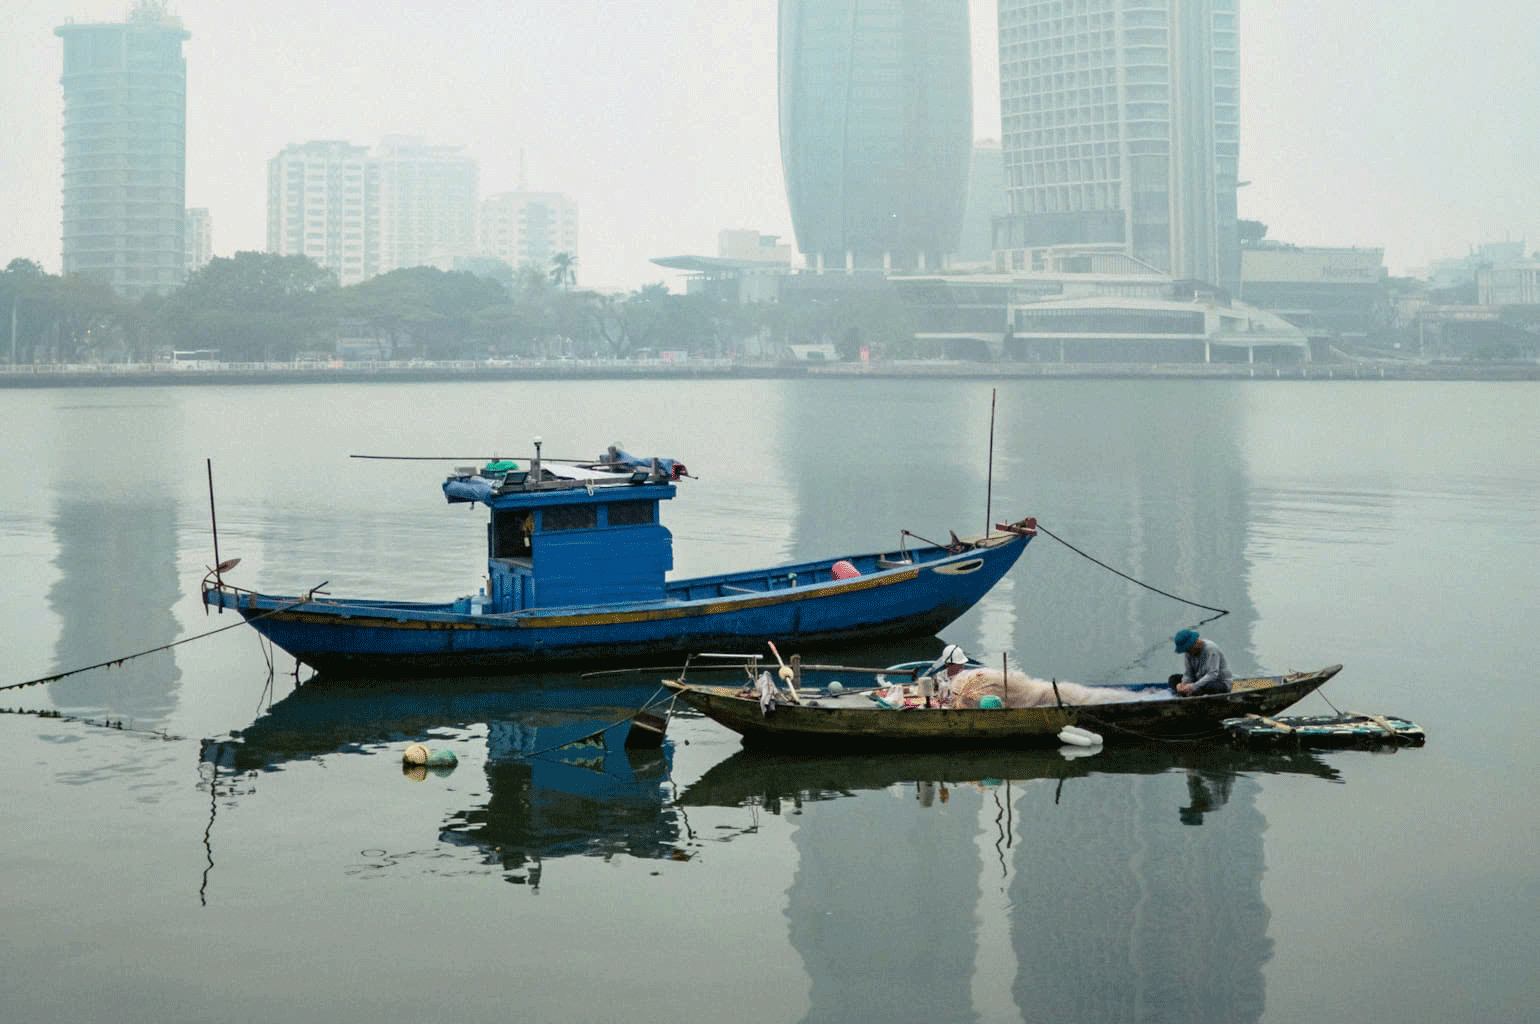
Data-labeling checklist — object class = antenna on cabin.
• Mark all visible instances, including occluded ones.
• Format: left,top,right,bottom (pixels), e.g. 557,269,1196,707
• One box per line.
532,436,542,483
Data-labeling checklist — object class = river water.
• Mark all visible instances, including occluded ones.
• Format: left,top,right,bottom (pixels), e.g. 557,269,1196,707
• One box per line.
0,378,1535,1024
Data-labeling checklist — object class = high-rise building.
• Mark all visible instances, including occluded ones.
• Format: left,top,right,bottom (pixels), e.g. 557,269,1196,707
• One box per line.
995,0,1240,293
778,0,973,273
958,140,1009,264
479,192,578,277
184,206,211,274
267,141,378,285
374,136,478,274
56,1,190,299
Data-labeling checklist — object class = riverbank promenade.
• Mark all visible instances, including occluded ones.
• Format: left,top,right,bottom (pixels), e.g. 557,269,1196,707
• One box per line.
2,356,1537,387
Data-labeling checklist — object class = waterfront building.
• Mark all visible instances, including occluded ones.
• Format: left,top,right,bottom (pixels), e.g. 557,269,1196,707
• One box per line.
1477,259,1540,306
892,252,1309,363
184,207,211,274
995,0,1240,294
1239,245,1387,337
650,228,792,305
778,0,973,273
266,141,378,286
479,192,578,278
374,136,478,274
55,1,190,299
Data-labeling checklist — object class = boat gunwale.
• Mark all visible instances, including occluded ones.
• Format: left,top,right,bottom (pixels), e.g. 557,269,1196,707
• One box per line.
205,533,1027,626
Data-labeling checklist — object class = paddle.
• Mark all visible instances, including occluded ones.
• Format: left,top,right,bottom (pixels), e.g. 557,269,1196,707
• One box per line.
767,641,801,703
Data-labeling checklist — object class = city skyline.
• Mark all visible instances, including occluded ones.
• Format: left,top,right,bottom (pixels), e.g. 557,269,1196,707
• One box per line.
2,0,1537,291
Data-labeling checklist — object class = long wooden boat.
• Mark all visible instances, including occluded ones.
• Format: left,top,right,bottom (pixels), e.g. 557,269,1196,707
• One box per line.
202,443,1039,677
661,664,1343,749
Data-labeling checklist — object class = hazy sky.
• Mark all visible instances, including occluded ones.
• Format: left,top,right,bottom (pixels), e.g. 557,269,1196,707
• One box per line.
3,0,1536,290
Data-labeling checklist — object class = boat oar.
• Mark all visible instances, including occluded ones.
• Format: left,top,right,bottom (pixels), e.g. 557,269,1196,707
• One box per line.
767,641,800,703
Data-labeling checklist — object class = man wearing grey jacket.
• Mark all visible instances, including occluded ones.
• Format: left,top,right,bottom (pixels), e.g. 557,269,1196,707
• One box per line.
1172,629,1232,695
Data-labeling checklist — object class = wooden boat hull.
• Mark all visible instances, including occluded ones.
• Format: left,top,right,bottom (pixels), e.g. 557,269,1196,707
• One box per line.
662,665,1343,749
202,534,1031,676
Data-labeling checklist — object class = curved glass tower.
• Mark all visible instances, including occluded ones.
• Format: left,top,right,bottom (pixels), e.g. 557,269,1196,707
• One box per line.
778,0,972,273
56,3,190,299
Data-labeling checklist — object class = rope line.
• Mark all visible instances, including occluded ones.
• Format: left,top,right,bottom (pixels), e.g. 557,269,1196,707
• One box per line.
519,686,675,763
1035,522,1230,615
0,589,318,693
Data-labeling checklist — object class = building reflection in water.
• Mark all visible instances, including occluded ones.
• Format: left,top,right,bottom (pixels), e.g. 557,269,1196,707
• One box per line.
47,497,181,726
680,745,1338,1024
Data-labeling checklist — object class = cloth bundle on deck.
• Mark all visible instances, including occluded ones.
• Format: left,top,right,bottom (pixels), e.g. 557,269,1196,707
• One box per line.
947,668,1144,709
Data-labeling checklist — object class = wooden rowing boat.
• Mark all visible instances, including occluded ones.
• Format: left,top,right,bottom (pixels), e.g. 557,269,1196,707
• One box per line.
662,664,1343,750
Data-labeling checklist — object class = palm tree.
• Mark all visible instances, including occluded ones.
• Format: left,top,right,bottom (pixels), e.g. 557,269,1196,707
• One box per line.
549,252,577,291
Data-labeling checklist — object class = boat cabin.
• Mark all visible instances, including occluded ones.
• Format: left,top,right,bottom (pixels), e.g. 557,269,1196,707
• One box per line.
443,450,683,613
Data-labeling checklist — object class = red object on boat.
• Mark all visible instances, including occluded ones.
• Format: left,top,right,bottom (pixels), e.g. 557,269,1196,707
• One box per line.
832,559,860,580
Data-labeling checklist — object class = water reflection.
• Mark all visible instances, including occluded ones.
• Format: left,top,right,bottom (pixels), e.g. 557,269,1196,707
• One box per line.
48,496,181,726
680,743,1339,1024
201,673,687,889
775,381,1263,690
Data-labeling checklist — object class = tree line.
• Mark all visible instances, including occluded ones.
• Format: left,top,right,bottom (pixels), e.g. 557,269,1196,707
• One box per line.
2,252,923,365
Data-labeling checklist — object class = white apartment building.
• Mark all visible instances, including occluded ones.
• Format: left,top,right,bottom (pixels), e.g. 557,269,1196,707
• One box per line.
266,141,377,285
184,207,211,274
995,0,1240,293
375,136,478,274
479,192,578,277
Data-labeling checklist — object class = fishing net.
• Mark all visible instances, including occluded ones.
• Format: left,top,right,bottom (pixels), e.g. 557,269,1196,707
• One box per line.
946,668,1144,708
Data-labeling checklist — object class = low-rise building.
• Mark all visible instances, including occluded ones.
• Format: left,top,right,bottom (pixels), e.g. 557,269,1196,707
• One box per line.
1239,245,1387,337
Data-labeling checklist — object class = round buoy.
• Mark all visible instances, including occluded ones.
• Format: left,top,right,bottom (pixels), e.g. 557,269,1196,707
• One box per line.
403,743,429,765
980,695,1004,709
827,681,845,697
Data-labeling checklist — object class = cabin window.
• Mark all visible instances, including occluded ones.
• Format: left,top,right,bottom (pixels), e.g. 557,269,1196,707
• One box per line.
541,505,597,532
605,501,654,527
491,509,534,558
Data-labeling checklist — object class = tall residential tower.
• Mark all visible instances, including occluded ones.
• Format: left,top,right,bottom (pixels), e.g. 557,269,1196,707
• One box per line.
995,0,1239,292
778,0,973,273
56,1,190,298
267,141,379,286
479,192,578,277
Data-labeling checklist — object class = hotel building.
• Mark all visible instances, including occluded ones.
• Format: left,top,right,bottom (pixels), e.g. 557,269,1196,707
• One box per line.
995,0,1240,293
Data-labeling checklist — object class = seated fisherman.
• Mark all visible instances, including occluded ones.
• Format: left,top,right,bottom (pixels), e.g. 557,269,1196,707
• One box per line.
1171,629,1232,696
916,643,972,704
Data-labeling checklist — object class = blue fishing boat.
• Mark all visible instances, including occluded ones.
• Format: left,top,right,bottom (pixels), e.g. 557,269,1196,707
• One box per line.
202,443,1039,677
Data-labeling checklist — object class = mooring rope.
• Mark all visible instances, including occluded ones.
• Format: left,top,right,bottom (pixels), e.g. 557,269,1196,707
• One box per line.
0,588,320,694
1034,522,1230,615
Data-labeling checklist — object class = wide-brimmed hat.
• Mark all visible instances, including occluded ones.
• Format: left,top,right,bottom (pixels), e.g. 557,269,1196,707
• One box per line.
1173,629,1200,653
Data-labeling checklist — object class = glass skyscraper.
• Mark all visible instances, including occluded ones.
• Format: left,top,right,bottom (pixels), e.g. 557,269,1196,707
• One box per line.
56,3,190,299
995,0,1239,293
778,0,973,273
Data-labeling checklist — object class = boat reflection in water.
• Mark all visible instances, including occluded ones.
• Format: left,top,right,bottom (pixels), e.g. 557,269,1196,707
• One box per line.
678,741,1343,1024
201,672,687,889
678,743,1339,815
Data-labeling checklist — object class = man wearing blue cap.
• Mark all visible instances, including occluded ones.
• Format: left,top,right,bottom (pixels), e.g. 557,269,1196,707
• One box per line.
1171,629,1232,696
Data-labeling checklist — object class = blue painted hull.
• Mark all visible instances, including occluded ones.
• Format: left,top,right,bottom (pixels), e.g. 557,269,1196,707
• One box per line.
203,535,1032,676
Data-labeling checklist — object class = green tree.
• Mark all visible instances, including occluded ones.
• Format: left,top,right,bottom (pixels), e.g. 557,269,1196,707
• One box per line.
549,252,577,291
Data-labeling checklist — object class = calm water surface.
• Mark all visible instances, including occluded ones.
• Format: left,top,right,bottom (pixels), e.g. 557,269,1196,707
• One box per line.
0,378,1535,1024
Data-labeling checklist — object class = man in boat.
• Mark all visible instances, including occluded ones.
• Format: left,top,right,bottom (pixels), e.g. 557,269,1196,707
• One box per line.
1172,629,1232,696
912,644,972,706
